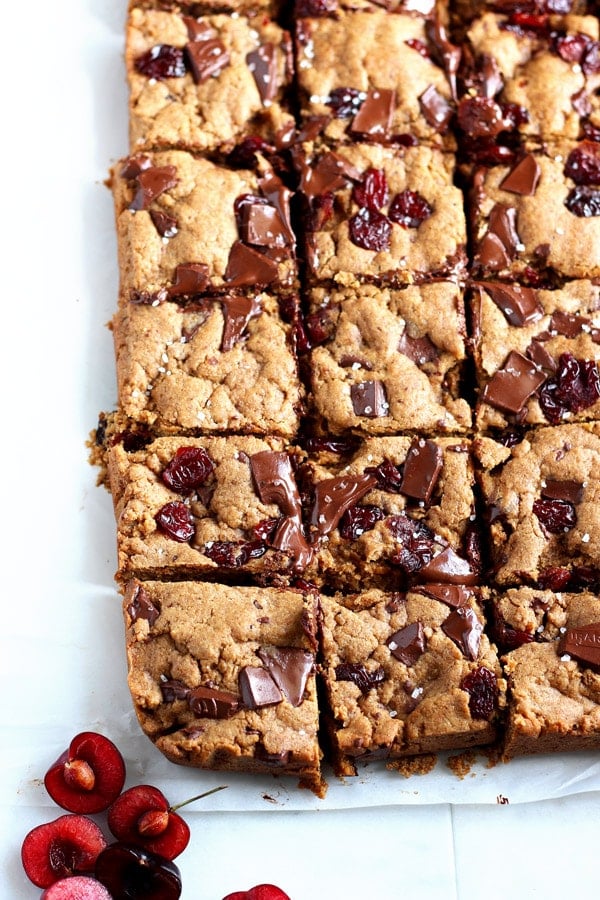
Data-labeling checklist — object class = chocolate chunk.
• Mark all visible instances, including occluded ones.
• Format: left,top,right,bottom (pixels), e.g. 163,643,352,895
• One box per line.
351,380,389,417
442,607,483,660
476,232,512,271
239,200,290,249
257,648,314,707
400,439,443,503
258,170,295,246
500,154,541,196
186,38,230,84
413,583,472,608
120,155,152,179
527,339,557,373
165,263,210,299
541,479,584,504
335,663,385,693
481,350,546,414
129,165,178,211
476,282,543,327
549,310,593,338
559,623,600,667
183,18,216,42
160,678,191,702
300,151,360,197
239,666,283,708
397,331,439,365
387,622,426,666
126,583,160,626
310,472,378,536
419,84,453,133
219,294,261,351
340,354,373,370
247,43,278,104
250,451,301,516
187,685,240,718
269,515,314,571
349,89,395,139
418,547,479,585
425,18,461,100
224,241,278,286
488,203,520,258
150,209,179,238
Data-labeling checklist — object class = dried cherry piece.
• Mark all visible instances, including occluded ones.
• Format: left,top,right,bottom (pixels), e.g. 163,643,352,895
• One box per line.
565,185,600,216
405,38,430,58
499,101,529,128
503,11,549,36
325,86,365,118
582,41,600,75
462,138,516,167
365,458,404,492
338,504,385,539
204,539,267,567
352,168,389,212
304,308,335,346
537,566,571,590
564,142,600,185
460,666,498,720
583,120,600,142
348,207,392,251
532,498,577,533
539,352,600,422
335,663,385,692
310,192,335,230
251,518,280,541
387,514,436,573
388,190,432,228
161,447,215,493
491,613,534,651
553,31,591,63
155,502,195,542
457,96,508,138
135,45,187,80
226,136,275,169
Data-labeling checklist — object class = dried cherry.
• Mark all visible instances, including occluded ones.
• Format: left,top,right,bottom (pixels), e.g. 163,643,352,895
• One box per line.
135,45,187,80
388,190,432,228
154,502,195,542
460,666,498,720
348,208,392,251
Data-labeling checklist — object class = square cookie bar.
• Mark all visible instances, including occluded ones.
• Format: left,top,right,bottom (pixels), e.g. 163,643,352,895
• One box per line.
112,291,303,437
320,588,505,773
487,586,600,757
300,435,478,591
306,282,471,435
107,436,316,582
297,142,467,286
111,151,297,300
127,8,295,155
122,578,323,793
469,144,600,282
294,8,458,148
475,424,600,588
470,279,600,430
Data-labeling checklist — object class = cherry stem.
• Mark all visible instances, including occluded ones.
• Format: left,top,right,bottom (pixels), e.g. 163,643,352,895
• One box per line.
169,784,227,813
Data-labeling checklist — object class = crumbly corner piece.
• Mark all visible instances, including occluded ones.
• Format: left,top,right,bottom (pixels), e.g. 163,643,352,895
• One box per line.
474,424,600,588
296,142,467,287
306,282,471,435
319,587,505,773
294,7,458,149
470,279,600,430
469,143,600,283
111,150,297,301
127,8,295,155
122,578,324,795
111,291,303,438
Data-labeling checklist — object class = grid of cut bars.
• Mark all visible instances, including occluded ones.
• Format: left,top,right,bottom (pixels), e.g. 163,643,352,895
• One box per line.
98,0,600,793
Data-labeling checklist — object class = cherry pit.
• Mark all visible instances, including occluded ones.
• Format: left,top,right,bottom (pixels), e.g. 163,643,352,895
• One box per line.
20,731,290,899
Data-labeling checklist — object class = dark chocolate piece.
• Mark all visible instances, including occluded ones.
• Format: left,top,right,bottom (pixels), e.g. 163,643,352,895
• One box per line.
239,666,283,708
419,84,453,133
549,310,597,339
257,647,314,707
559,622,600,667
247,43,278,104
310,473,378,536
418,547,479,585
476,282,543,327
400,438,443,503
413,583,472,608
224,241,279,286
220,294,261,351
160,678,191,702
183,18,215,42
126,583,160,627
120,155,152,179
425,18,461,100
186,38,230,84
387,622,425,666
350,89,395,139
488,203,520,258
541,479,584,504
481,350,546,414
239,200,290,249
499,154,541,196
397,331,439,365
350,380,389,417
527,339,557,373
442,607,483,660
150,209,179,238
250,451,301,516
476,232,512,270
299,151,359,197
259,170,295,246
165,263,210,298
129,165,178,211
187,685,240,718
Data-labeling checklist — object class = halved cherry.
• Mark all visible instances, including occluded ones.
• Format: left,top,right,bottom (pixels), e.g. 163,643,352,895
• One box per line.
222,886,291,900
44,731,126,814
21,814,107,888
95,842,182,900
41,875,112,899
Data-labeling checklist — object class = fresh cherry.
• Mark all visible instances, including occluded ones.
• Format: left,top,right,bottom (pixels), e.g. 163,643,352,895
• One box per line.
44,731,126,814
94,842,182,900
21,814,107,888
41,875,112,899
222,886,291,900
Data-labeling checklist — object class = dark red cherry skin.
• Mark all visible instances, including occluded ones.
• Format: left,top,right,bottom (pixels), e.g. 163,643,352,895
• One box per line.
22,815,107,888
95,843,182,900
44,732,126,814
108,785,190,860
154,501,195,542
222,886,291,900
41,875,112,899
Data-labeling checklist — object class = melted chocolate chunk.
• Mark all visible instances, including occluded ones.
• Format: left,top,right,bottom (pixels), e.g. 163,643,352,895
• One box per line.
187,685,240,718
335,663,385,693
150,209,178,238
397,331,439,365
418,547,479,585
442,607,483,660
481,350,546,414
257,648,314,707
488,203,520,258
400,439,443,503
160,678,191,702
476,232,512,270
126,584,160,627
541,479,584,504
425,18,461,100
258,170,295,246
350,89,395,139
239,666,283,708
220,294,261,351
310,473,378,536
419,84,453,133
559,622,600,667
224,241,279,286
120,155,152,179
247,43,278,104
351,380,389,417
250,451,301,517
387,622,426,666
186,38,230,84
128,165,178,211
477,282,543,327
413,583,472,608
166,263,210,299
499,153,541,195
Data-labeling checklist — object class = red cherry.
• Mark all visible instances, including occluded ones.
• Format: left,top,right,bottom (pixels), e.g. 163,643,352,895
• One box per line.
222,886,291,900
41,875,112,899
44,732,126,814
21,814,107,888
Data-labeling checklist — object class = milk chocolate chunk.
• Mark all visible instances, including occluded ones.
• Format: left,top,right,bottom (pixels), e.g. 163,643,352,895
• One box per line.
419,84,453,133
186,38,230,84
224,241,278,286
126,583,160,626
413,583,472,608
351,380,389,417
387,622,425,666
541,479,584,504
129,166,178,211
400,439,443,503
559,622,600,667
397,331,439,365
481,350,546,414
160,678,191,702
247,43,278,104
549,310,593,338
500,153,541,196
239,666,283,708
310,473,378,536
220,294,261,351
187,685,240,718
270,515,314,571
335,663,385,693
166,263,210,298
477,282,543,327
442,607,483,660
150,209,178,238
419,547,479,585
350,89,395,139
257,648,314,707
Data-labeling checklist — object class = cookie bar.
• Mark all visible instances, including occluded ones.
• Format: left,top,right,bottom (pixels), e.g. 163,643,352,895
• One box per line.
470,279,600,430
111,150,297,300
319,587,505,773
122,578,324,793
306,282,472,435
475,424,600,588
297,142,467,286
111,291,303,437
129,1,282,13
127,8,295,155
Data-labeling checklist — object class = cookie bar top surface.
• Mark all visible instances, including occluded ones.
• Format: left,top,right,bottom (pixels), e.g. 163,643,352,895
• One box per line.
306,282,472,435
297,142,467,286
127,8,295,154
320,588,505,767
123,578,323,791
112,292,303,437
112,150,297,299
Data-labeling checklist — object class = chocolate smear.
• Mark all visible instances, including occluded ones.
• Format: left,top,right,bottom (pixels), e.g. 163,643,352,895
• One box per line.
387,622,426,666
129,165,178,211
186,38,230,84
187,685,240,718
442,607,483,660
250,451,302,516
257,647,314,707
310,472,378,536
481,350,546,414
559,622,600,668
247,43,278,104
500,153,541,196
476,281,543,327
351,380,389,417
239,666,283,708
350,89,395,139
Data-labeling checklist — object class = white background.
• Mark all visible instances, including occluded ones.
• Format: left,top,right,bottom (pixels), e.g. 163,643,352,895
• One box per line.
1,0,599,896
